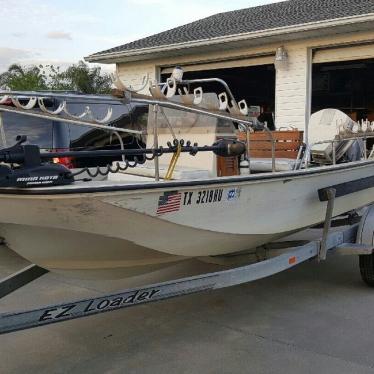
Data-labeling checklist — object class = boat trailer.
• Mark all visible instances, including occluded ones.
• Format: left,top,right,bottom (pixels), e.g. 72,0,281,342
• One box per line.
1,189,374,335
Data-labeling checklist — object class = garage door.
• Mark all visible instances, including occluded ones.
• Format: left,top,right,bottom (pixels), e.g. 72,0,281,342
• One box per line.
313,43,374,64
312,43,374,124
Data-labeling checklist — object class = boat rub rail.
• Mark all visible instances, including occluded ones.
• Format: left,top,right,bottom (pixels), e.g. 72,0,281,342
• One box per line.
0,160,373,195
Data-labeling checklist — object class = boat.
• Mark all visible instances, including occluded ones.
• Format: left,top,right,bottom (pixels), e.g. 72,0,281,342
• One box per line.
0,70,373,279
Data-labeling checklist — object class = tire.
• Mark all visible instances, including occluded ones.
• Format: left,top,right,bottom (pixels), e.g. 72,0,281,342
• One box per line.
359,254,374,287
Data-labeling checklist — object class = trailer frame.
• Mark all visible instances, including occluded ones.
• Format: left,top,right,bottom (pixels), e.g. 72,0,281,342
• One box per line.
1,203,373,335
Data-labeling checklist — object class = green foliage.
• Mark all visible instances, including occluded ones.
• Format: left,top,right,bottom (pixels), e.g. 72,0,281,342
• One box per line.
0,64,47,91
49,61,112,94
0,61,112,94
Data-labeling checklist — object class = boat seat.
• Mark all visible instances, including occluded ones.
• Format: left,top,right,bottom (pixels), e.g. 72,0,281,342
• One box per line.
240,158,300,173
237,129,304,159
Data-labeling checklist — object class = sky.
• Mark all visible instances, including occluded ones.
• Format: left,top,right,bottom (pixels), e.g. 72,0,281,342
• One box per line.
0,0,285,73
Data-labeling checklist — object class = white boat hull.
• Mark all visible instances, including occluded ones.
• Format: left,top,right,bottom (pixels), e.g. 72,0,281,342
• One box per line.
1,161,374,279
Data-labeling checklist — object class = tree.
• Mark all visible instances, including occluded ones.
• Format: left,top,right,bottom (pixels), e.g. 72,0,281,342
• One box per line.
49,61,112,94
0,64,47,91
0,61,112,94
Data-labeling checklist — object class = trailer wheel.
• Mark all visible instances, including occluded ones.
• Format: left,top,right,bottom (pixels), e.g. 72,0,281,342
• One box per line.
359,255,374,287
357,205,374,287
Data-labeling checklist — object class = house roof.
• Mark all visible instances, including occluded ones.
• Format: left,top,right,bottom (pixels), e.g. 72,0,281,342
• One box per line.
87,0,374,61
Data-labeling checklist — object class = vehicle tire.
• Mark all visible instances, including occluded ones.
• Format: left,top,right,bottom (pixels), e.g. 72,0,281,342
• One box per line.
359,254,374,287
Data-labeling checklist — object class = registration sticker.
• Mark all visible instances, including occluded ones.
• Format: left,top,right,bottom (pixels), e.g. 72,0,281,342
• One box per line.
227,188,241,201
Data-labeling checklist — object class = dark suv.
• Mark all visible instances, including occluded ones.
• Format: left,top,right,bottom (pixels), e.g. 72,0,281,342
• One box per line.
0,95,148,168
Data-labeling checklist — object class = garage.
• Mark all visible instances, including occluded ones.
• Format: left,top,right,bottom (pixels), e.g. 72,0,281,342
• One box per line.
312,44,374,123
160,56,276,129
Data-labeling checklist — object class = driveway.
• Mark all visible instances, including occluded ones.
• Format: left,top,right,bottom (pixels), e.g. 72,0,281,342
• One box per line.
1,245,374,374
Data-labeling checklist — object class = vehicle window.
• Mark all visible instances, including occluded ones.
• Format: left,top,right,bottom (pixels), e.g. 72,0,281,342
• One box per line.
130,104,148,142
63,99,132,124
68,103,148,150
69,125,109,150
0,112,53,149
0,101,148,156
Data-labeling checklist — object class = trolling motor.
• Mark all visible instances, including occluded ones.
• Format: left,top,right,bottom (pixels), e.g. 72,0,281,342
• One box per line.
0,136,73,188
0,136,246,188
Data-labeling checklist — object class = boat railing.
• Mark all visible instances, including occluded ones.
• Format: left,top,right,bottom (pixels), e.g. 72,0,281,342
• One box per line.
7,72,374,181
0,92,286,179
0,92,143,136
4,88,373,180
0,88,256,181
0,69,283,179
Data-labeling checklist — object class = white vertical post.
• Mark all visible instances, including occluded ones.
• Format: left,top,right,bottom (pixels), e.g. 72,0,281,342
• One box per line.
153,105,160,181
245,125,251,174
304,47,313,149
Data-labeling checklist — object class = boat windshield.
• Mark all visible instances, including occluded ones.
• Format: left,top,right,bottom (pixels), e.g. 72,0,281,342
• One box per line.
146,93,237,139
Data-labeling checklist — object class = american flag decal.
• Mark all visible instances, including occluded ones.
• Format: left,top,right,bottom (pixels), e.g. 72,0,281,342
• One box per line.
156,191,182,215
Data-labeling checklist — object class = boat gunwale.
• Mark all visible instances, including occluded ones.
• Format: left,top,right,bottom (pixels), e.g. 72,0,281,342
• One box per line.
0,159,373,196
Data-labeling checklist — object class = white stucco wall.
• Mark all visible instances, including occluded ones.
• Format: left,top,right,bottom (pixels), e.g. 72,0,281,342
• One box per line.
116,63,158,93
115,30,374,132
274,44,311,132
274,31,374,132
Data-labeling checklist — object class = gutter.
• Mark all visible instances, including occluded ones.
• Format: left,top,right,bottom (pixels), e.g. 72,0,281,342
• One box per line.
86,13,374,63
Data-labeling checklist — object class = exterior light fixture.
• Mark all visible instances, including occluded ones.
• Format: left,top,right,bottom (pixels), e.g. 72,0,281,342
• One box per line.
274,46,289,70
171,66,184,82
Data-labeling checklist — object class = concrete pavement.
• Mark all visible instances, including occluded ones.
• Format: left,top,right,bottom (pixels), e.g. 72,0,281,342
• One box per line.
1,244,374,374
